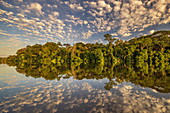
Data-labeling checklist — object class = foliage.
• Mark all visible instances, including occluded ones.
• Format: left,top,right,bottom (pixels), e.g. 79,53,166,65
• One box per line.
1,30,170,92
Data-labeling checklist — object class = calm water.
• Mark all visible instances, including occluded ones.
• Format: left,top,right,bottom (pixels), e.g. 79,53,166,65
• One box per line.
0,64,170,113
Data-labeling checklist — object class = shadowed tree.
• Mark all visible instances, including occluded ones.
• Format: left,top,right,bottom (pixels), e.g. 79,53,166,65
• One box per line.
104,34,117,46
57,42,62,46
63,43,71,48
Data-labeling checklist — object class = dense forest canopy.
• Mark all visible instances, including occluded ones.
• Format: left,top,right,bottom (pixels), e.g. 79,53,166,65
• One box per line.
2,30,170,65
0,30,170,92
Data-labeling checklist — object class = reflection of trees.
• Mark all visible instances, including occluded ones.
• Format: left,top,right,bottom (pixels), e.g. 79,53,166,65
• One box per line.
113,63,170,93
104,80,118,90
8,59,170,93
1,30,170,93
15,62,70,81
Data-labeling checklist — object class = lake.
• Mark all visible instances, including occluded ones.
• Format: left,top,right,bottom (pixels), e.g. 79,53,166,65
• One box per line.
0,64,170,113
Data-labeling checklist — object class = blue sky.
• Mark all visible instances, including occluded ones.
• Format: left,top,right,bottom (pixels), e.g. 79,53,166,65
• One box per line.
0,0,170,56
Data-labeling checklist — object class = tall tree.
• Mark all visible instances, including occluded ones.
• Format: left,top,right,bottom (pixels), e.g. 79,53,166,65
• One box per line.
104,34,117,45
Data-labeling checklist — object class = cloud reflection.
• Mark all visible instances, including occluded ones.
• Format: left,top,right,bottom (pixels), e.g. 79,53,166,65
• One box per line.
0,77,170,113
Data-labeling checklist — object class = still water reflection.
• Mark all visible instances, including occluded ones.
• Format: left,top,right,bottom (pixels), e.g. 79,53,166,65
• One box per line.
0,64,170,113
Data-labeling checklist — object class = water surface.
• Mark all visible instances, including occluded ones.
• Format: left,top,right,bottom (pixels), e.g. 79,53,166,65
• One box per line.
0,64,170,113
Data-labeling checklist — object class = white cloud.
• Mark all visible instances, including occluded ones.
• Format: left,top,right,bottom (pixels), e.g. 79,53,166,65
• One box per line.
130,0,143,6
113,1,122,12
24,9,31,13
48,14,55,20
98,1,107,8
69,4,75,9
77,6,84,10
29,3,42,11
17,0,23,2
0,18,15,24
156,4,167,13
106,26,111,31
13,18,20,22
149,30,155,34
84,20,88,24
89,2,97,7
0,0,169,46
87,10,97,17
82,30,93,39
0,0,14,8
122,33,132,37
69,3,85,11
17,13,25,17
114,5,120,12
0,9,7,14
36,21,45,26
53,12,59,16
111,33,118,36
28,3,44,16
105,4,112,13
98,10,105,16
6,12,13,16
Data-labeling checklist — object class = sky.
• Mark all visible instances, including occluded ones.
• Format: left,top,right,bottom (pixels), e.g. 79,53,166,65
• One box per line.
0,0,170,56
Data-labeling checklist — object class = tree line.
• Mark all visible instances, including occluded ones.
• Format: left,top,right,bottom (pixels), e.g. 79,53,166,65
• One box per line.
1,30,170,66
0,30,170,92
1,54,170,93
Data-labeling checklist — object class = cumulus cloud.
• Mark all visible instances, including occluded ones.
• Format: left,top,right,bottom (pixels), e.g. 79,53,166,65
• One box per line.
105,4,112,13
69,3,85,11
149,30,155,34
17,13,25,17
29,3,42,11
122,33,132,37
98,1,107,8
113,1,122,12
0,9,7,14
109,0,170,36
0,0,169,48
28,3,44,16
84,20,88,24
0,0,15,8
130,0,143,6
0,77,170,113
53,11,59,16
89,2,97,8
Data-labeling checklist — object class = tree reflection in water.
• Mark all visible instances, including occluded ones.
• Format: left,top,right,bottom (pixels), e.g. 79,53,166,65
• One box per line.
4,60,170,93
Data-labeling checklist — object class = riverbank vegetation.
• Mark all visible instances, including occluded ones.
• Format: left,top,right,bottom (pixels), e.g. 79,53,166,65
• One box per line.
1,30,170,66
0,30,170,92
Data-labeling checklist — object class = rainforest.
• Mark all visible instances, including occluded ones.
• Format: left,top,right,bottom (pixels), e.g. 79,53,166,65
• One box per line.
0,30,170,93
